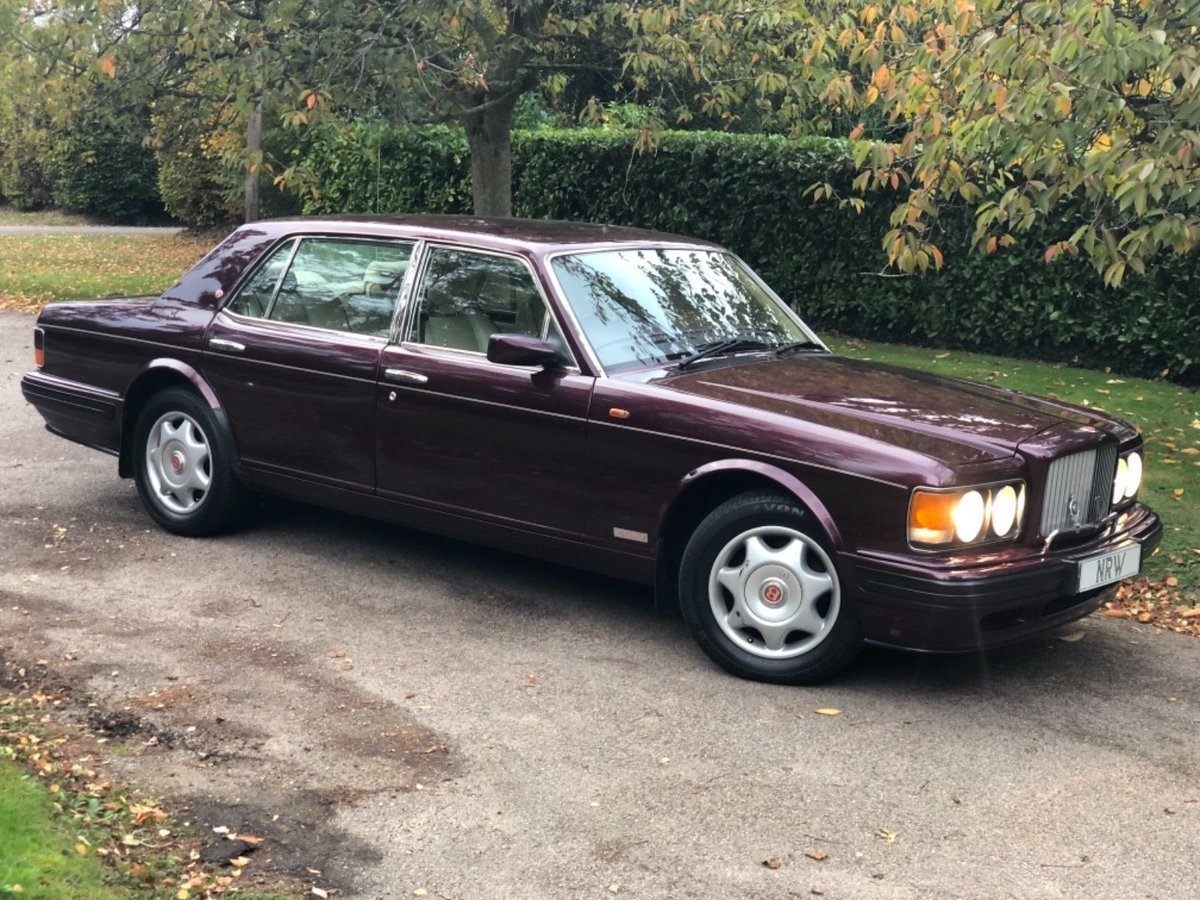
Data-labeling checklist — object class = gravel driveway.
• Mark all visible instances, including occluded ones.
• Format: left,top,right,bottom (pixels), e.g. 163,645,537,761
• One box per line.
1,310,1197,898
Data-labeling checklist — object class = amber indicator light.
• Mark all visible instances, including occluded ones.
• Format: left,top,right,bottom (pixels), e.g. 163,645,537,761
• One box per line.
608,407,631,420
33,328,44,368
908,491,957,544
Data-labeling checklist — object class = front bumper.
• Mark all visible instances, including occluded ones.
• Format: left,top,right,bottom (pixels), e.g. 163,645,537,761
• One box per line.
842,503,1162,652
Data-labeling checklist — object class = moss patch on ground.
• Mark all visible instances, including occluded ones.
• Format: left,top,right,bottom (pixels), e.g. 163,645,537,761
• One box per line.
0,760,129,898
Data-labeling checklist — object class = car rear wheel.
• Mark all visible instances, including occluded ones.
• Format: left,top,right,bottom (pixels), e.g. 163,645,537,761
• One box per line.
679,491,862,684
132,387,245,536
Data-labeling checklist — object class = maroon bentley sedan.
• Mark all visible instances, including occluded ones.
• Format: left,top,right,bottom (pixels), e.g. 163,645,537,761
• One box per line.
21,216,1161,683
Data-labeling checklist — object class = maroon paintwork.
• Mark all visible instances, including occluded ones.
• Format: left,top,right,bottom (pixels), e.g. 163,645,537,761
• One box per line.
20,215,1162,653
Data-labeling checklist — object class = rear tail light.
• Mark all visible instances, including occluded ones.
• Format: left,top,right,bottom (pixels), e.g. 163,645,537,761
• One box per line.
33,327,44,368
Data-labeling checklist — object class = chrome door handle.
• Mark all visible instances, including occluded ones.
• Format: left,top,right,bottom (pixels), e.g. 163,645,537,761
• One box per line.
384,368,429,385
209,338,245,353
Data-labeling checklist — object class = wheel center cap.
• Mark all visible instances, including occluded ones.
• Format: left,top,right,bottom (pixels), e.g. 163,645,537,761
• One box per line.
759,578,788,607
169,450,186,473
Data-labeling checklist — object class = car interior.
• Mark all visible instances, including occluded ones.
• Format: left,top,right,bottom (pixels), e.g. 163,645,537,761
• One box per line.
413,253,549,353
225,240,570,361
269,255,410,337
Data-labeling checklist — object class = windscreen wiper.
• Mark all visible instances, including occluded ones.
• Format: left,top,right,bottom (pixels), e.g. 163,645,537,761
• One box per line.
774,339,826,358
677,337,771,370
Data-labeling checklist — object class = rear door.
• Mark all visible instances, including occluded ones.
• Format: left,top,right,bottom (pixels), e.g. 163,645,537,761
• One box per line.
203,235,416,490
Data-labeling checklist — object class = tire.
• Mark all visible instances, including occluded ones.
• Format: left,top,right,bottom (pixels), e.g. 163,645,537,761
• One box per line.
679,490,862,684
132,387,246,536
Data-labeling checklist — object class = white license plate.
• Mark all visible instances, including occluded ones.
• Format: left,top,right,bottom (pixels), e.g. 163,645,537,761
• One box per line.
1076,543,1141,591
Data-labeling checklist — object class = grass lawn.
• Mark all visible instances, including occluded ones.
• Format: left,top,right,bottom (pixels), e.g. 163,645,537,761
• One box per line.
830,336,1200,597
0,206,97,227
0,233,216,312
0,761,129,898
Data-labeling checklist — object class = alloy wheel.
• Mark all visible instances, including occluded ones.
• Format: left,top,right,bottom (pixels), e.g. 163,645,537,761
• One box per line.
144,411,212,515
708,525,840,659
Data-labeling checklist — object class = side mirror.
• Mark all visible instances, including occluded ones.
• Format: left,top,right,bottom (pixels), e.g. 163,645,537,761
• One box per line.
487,333,562,368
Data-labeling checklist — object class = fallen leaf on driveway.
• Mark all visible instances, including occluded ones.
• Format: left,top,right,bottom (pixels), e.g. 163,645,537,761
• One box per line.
763,857,782,869
1056,631,1085,642
814,708,841,716
1102,608,1131,618
805,849,828,861
131,803,167,825
311,889,328,899
873,827,897,844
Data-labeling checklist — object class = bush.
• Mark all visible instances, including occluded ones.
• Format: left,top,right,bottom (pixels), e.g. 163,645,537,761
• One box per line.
49,120,164,223
152,109,241,229
298,123,1200,383
0,127,56,211
302,123,472,216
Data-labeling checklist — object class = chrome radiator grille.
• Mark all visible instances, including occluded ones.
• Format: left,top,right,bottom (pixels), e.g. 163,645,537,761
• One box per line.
1039,445,1119,536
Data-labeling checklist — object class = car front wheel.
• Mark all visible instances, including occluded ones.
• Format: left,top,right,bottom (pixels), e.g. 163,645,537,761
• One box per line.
679,491,862,684
132,387,245,536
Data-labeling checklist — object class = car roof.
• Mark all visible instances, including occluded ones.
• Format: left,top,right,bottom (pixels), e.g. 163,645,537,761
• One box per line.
252,215,722,256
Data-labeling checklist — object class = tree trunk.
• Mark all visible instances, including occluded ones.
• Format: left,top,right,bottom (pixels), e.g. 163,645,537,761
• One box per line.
243,34,264,224
463,93,518,217
243,95,263,223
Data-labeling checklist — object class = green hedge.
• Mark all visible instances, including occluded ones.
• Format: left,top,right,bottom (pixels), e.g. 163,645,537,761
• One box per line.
49,122,164,223
0,127,56,210
300,123,1200,383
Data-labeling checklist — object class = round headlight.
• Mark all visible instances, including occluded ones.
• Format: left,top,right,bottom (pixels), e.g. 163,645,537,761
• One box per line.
1124,451,1142,498
1112,456,1128,504
953,490,986,542
992,485,1018,536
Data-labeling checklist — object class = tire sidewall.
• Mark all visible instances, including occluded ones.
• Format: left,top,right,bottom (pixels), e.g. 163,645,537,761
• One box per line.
679,494,861,684
132,388,240,536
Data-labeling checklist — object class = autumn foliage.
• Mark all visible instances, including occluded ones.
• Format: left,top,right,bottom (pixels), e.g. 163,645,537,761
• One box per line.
625,1,1200,283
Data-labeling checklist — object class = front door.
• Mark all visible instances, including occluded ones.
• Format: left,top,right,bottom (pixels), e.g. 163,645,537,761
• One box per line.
375,245,594,538
203,235,415,490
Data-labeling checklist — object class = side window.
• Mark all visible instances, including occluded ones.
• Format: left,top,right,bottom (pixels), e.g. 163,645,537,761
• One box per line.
226,240,294,318
265,238,413,336
407,248,553,354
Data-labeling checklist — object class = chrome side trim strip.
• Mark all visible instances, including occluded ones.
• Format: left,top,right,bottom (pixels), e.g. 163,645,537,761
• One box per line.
385,384,906,487
613,527,650,544
383,382,588,422
218,308,392,343
205,352,379,384
590,419,908,489
39,324,192,354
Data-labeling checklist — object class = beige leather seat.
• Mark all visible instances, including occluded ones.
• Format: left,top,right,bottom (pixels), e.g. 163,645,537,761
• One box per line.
426,311,496,352
363,259,408,299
